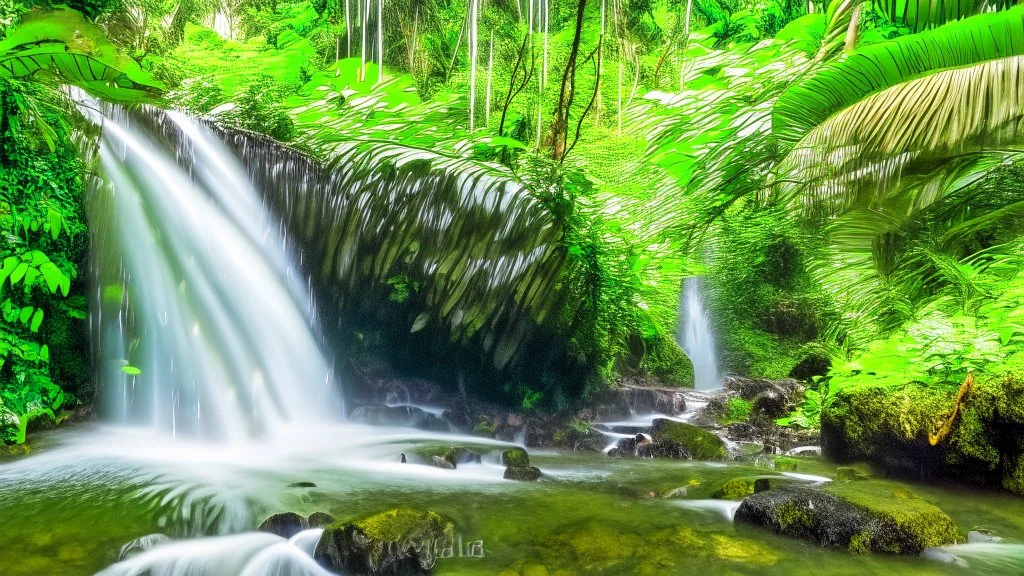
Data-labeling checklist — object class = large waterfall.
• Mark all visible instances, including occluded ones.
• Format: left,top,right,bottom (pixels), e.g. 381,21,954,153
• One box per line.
85,104,343,441
678,277,721,391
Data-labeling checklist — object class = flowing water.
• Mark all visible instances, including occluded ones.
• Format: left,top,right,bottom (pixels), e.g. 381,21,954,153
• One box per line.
2,109,1024,575
678,277,722,391
84,103,342,440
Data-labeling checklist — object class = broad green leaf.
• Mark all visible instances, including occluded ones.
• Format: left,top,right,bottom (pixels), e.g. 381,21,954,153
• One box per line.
18,306,32,324
0,8,164,102
9,262,28,285
773,7,1024,147
29,309,43,332
121,365,141,376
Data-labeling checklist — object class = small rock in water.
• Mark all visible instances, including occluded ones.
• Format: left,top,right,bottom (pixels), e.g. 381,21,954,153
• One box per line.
400,453,407,463
314,507,454,576
501,447,530,467
504,466,543,481
431,455,455,469
118,533,171,561
307,511,336,528
258,512,307,539
287,481,317,488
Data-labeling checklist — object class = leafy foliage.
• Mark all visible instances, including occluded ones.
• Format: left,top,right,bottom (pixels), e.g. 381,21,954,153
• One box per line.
0,77,88,444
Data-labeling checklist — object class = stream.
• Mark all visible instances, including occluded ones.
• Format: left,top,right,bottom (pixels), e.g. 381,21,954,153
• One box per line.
2,424,1024,574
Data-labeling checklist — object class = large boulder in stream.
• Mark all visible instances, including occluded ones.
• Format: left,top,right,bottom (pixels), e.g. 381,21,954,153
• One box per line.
735,485,962,554
650,419,729,460
314,507,454,576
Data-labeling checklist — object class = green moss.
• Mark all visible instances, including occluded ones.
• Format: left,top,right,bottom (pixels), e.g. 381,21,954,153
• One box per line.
502,447,530,467
775,501,813,531
720,398,753,425
827,483,963,553
848,530,872,554
351,507,452,543
713,478,755,500
821,373,1024,493
774,456,799,471
650,419,729,460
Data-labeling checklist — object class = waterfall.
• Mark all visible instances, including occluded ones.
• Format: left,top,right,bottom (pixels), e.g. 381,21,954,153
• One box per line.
85,104,343,441
678,277,721,391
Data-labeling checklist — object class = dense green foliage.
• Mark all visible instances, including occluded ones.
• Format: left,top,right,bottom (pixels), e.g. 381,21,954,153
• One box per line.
0,77,89,443
2,0,1024,439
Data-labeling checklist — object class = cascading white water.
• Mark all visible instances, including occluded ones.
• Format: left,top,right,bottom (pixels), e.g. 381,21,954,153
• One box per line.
85,104,343,441
678,277,721,391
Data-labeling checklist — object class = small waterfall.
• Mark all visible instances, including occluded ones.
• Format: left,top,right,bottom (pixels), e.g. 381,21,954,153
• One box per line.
85,104,343,441
678,277,721,391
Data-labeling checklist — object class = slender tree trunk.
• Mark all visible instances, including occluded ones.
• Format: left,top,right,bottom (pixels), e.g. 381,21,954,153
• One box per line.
377,0,383,83
469,0,478,130
486,31,494,127
553,0,588,161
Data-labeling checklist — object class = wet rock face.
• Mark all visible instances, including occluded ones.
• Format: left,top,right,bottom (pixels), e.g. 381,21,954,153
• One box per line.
314,508,454,576
258,511,335,537
592,386,688,420
503,466,543,481
258,512,306,539
349,405,450,432
735,486,962,554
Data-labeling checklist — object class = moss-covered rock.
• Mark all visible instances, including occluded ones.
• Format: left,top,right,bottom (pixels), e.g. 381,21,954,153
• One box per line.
501,447,530,467
650,419,729,460
504,466,543,481
735,485,962,554
821,373,1024,494
314,507,454,576
712,478,755,500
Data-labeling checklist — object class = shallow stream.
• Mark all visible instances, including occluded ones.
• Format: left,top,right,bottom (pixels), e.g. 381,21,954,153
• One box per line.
2,423,1023,575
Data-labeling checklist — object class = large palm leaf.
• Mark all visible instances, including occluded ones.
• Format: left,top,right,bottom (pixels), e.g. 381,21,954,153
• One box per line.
0,8,163,102
773,6,1024,148
774,54,1024,216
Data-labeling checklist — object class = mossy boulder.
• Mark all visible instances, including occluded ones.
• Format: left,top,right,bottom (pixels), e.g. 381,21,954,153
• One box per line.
650,419,729,460
501,447,530,467
314,507,454,576
735,485,961,554
821,373,1024,494
504,466,543,481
